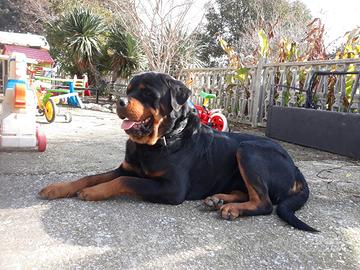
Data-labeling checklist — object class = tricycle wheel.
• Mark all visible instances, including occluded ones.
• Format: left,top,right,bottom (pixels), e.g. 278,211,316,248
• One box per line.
210,113,229,132
44,99,56,123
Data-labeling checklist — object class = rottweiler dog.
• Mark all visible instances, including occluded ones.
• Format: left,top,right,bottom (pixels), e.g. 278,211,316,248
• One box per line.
39,72,317,232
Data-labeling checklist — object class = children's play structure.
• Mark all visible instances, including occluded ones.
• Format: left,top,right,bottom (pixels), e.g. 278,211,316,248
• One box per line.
0,53,46,151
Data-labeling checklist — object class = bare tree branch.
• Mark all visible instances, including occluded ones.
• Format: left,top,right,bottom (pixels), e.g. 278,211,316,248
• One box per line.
110,0,202,74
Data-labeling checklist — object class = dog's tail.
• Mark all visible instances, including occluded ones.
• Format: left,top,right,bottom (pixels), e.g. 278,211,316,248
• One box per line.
276,167,319,232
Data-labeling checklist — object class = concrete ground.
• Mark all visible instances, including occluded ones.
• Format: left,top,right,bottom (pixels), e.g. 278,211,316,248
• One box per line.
0,107,359,270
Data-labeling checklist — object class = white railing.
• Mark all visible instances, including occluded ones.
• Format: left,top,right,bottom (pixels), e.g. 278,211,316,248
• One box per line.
180,58,360,127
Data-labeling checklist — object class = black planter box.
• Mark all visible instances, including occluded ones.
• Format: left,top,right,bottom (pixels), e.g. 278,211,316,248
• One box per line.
266,106,360,159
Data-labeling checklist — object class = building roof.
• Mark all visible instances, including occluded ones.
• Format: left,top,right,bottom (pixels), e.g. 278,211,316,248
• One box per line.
2,45,54,64
0,31,50,50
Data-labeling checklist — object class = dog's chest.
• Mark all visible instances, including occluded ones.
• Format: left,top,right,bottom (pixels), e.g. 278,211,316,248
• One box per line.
136,150,168,178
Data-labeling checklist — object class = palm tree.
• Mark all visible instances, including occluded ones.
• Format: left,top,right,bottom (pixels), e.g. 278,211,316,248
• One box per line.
47,9,142,97
62,8,106,72
47,7,106,76
107,22,141,82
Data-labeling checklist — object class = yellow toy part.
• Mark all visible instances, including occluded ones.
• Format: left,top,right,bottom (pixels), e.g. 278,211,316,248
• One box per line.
44,99,56,123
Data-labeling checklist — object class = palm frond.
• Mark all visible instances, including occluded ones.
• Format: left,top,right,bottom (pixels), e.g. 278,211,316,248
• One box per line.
108,22,141,79
56,8,106,72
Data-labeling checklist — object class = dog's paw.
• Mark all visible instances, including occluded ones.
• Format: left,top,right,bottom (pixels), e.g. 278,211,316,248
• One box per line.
204,196,224,210
78,187,105,201
38,182,76,200
220,204,241,220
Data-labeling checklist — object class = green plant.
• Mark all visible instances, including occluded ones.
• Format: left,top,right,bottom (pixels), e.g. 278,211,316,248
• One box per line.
47,6,144,93
60,8,106,72
47,7,106,76
107,22,141,80
336,27,360,108
258,29,269,58
219,38,240,68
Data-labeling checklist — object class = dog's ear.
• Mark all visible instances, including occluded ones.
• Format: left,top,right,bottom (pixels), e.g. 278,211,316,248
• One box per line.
168,78,192,112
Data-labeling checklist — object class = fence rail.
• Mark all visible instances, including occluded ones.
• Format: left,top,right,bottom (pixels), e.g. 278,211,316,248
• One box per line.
180,58,360,127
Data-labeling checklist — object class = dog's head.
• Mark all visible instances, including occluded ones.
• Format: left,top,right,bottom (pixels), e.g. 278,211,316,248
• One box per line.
117,72,192,145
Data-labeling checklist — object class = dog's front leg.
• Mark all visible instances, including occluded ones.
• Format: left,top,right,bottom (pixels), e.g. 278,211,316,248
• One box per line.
78,176,186,205
39,162,136,200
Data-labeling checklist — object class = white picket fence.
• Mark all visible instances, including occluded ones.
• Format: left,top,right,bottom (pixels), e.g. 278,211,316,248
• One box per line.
180,58,360,127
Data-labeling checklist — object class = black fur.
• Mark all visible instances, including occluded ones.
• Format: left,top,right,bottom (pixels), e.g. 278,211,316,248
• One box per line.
115,72,317,232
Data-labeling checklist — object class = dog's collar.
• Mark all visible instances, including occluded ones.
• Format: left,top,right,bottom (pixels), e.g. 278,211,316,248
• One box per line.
159,136,168,146
157,117,189,147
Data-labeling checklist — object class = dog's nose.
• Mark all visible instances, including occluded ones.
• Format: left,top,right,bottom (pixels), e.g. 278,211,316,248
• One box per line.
118,97,129,107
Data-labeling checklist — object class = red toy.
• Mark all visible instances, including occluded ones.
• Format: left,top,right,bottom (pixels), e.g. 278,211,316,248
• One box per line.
189,91,229,132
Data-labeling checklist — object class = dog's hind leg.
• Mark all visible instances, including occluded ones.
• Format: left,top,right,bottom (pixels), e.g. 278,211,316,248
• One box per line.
204,190,249,210
219,147,273,220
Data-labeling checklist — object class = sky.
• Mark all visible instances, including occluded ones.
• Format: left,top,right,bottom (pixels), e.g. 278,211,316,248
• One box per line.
188,0,360,49
299,0,360,48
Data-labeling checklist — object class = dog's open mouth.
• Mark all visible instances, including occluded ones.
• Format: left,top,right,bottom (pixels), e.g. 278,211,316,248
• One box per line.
121,116,154,137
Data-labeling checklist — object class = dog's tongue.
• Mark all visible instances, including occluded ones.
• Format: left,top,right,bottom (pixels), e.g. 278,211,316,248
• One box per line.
121,120,136,130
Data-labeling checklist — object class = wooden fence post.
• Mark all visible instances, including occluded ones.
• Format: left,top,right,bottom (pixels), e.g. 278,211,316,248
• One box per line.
251,58,265,127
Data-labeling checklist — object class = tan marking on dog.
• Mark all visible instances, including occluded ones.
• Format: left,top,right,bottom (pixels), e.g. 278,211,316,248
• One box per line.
126,97,152,121
290,180,303,194
237,153,262,205
122,161,134,171
78,177,140,201
121,161,142,175
204,190,249,210
146,170,166,178
128,108,164,145
222,151,272,219
39,171,121,200
207,190,249,204
219,201,259,219
146,108,164,145
38,181,78,199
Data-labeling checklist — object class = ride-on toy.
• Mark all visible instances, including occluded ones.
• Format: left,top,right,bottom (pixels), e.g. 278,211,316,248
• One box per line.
0,53,46,152
30,70,75,123
35,86,72,123
189,91,229,132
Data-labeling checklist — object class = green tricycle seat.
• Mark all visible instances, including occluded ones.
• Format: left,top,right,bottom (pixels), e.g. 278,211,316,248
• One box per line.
46,89,69,94
200,91,216,99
